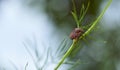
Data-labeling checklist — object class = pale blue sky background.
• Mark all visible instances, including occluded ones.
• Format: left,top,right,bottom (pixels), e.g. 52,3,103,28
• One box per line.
0,0,56,69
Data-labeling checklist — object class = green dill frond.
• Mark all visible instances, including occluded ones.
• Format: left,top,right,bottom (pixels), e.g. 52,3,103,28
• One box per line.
55,0,112,70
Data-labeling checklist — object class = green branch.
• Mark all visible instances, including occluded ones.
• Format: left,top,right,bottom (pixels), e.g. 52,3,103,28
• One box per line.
54,40,78,70
80,0,112,39
54,0,112,70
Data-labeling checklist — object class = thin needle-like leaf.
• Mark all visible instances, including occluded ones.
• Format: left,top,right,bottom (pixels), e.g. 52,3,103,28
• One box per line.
68,59,81,70
72,0,77,15
25,62,28,70
41,47,50,70
71,12,79,27
79,0,112,39
79,2,90,25
55,38,67,57
9,60,18,70
71,0,80,27
70,44,82,58
23,42,39,70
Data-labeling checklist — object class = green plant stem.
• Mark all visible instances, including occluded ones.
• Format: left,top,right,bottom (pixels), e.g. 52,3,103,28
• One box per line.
54,39,78,70
54,0,112,70
79,0,112,39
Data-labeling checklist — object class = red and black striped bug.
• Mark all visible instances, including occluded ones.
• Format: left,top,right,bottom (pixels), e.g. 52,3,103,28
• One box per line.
69,28,84,40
